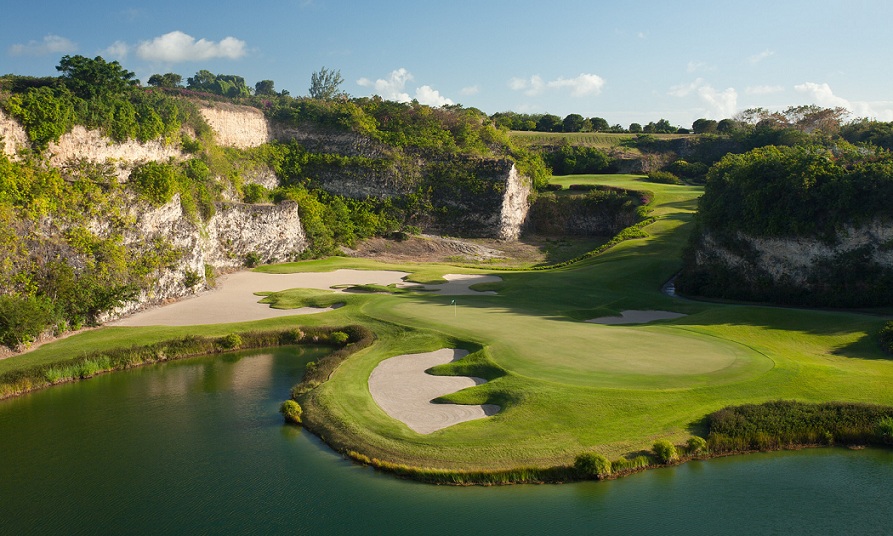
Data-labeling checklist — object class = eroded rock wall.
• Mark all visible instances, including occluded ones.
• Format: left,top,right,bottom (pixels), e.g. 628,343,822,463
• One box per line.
679,222,893,306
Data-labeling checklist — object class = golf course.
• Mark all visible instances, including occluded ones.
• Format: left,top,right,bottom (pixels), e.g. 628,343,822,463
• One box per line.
3,173,892,479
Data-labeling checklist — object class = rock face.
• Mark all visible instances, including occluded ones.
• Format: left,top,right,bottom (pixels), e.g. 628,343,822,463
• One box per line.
679,222,893,306
199,103,271,148
102,197,307,320
0,110,29,157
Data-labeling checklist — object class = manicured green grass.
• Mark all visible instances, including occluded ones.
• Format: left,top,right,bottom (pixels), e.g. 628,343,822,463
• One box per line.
4,173,892,474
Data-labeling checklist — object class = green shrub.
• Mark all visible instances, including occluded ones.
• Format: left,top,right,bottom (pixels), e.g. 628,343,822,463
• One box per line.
574,452,612,479
0,294,56,348
241,183,270,203
280,400,303,425
880,322,893,354
877,417,893,445
219,333,242,350
330,331,349,345
646,170,682,185
652,439,679,464
183,269,201,289
686,436,709,456
244,252,262,268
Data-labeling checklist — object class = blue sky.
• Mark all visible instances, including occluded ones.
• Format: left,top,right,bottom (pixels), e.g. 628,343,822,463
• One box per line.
4,0,893,128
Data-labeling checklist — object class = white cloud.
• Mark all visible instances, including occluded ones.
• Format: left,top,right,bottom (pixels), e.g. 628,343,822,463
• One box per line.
509,73,604,97
698,85,738,119
669,78,738,119
748,49,775,64
103,41,130,60
460,85,480,96
357,68,413,101
136,31,247,62
637,31,647,39
415,85,454,107
794,82,893,120
357,68,454,106
8,34,77,56
745,85,784,95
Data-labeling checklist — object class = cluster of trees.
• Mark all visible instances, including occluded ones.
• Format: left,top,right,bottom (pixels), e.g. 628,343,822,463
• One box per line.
489,111,683,134
2,55,205,150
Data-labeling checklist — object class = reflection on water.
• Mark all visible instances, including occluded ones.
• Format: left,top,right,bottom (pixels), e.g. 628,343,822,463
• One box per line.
0,347,890,535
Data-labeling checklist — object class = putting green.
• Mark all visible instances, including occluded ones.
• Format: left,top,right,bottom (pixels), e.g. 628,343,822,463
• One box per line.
385,300,773,389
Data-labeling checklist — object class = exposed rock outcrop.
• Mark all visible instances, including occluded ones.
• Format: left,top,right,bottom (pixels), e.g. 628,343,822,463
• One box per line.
679,222,893,306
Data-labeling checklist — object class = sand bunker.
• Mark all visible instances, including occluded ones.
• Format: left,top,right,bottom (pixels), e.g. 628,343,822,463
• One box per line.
586,310,687,325
111,269,501,327
368,349,500,434
111,269,410,327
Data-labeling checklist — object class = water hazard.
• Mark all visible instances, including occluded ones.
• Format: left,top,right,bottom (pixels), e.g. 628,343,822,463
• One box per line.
1,348,890,534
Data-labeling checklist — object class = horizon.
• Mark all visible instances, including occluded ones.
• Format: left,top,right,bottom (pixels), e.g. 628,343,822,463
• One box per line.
3,0,892,129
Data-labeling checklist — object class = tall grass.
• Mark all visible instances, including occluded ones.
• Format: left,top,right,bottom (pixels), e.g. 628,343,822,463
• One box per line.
0,325,372,399
706,400,893,452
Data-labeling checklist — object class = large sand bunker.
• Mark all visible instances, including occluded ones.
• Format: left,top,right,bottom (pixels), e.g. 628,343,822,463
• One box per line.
368,349,499,434
111,270,501,327
586,310,687,325
111,269,410,327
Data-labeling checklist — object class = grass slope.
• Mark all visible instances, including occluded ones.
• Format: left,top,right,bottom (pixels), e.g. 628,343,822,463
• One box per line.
3,174,892,473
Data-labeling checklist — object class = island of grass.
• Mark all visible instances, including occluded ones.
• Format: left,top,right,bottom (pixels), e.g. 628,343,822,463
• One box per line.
2,175,892,484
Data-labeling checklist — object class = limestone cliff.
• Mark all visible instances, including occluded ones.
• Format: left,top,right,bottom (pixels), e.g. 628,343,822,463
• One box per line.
679,222,893,306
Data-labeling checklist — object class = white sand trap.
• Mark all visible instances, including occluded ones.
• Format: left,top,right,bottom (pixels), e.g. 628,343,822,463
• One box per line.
111,269,410,327
368,349,500,434
586,310,687,325
416,274,501,295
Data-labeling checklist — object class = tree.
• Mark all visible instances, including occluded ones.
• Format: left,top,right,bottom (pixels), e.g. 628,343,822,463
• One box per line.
629,122,642,133
717,118,739,133
562,113,585,132
309,67,345,100
654,118,677,133
692,118,718,134
255,79,276,96
186,70,218,93
56,55,137,100
147,73,183,88
536,114,562,132
589,116,609,132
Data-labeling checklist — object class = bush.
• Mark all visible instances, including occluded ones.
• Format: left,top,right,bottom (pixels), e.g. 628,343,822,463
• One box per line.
573,452,612,479
330,331,349,345
646,170,682,185
244,252,262,268
880,322,893,354
0,295,56,348
280,400,303,425
686,436,709,456
219,333,242,350
652,439,679,464
877,417,893,445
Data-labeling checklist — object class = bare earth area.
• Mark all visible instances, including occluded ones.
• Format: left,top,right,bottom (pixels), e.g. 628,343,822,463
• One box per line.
111,270,501,327
586,310,687,325
368,349,500,434
111,269,411,327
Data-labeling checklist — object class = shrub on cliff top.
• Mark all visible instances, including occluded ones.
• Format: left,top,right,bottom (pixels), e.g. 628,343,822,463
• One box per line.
652,439,679,464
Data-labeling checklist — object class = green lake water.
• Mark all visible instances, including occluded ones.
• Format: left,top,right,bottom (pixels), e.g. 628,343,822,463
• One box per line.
1,347,891,535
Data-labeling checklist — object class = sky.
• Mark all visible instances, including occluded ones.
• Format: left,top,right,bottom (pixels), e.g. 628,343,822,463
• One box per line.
3,0,893,129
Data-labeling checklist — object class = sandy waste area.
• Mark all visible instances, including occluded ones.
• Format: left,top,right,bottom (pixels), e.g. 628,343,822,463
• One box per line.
368,348,499,434
111,270,501,327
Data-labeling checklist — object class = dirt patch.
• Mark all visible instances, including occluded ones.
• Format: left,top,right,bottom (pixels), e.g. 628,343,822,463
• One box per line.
346,234,608,267
368,348,499,434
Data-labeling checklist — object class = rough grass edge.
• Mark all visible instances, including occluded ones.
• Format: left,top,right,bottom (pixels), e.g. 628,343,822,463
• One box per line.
0,325,373,400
